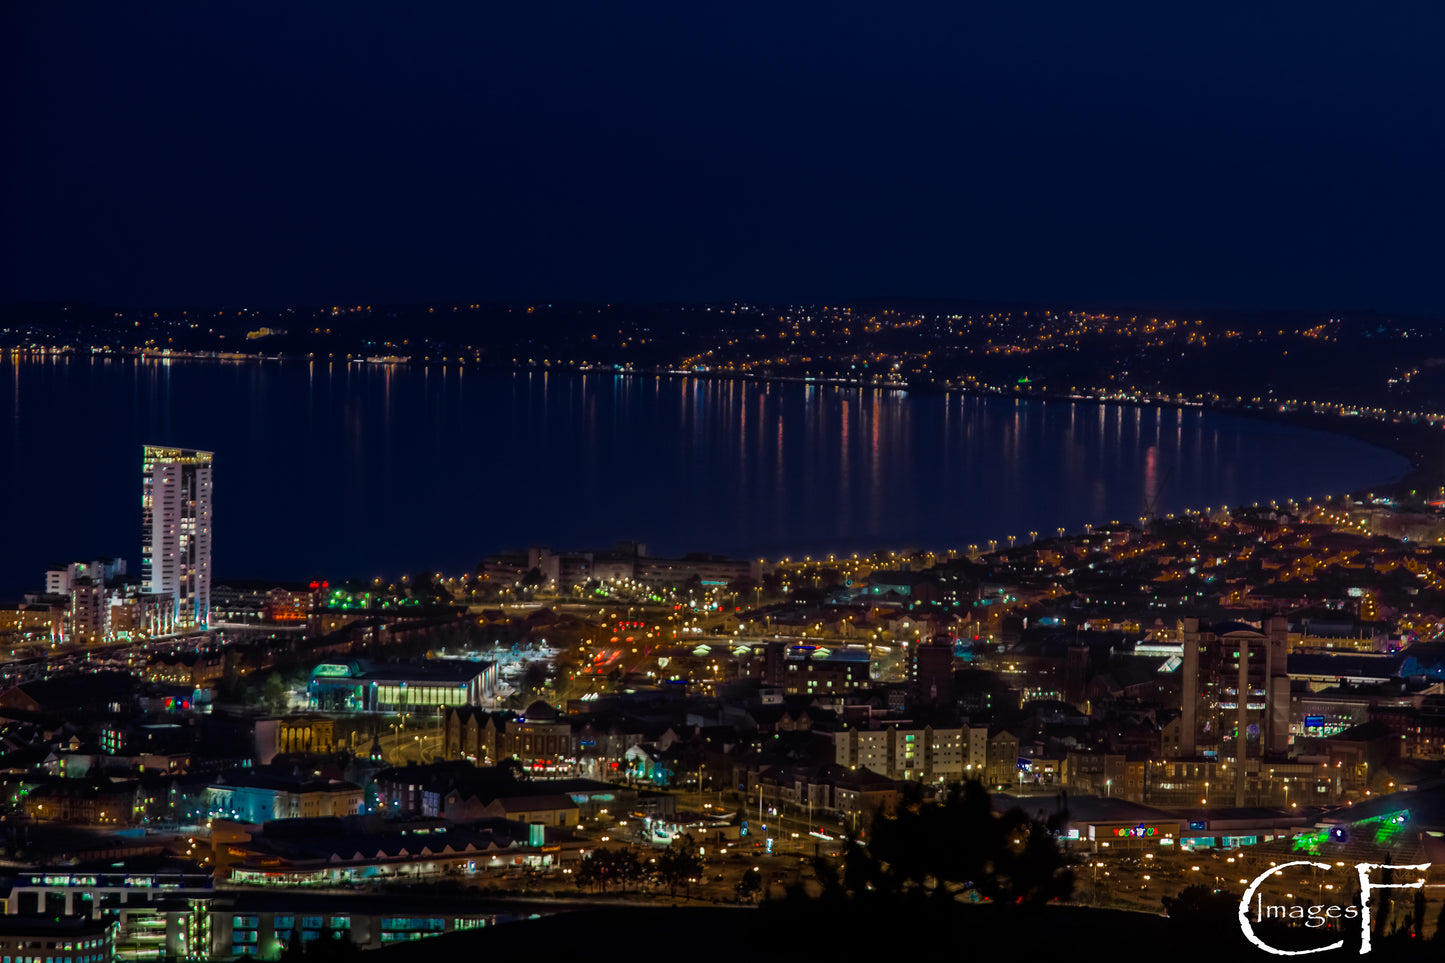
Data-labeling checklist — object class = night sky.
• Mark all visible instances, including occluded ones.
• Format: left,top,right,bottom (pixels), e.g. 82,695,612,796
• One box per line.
5,3,1443,313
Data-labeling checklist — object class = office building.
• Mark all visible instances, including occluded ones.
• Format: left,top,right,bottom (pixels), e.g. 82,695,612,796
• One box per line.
141,446,213,629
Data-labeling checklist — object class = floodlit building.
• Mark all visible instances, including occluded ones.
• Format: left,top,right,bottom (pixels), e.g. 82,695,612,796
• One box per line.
141,446,214,630
307,659,496,713
206,769,364,823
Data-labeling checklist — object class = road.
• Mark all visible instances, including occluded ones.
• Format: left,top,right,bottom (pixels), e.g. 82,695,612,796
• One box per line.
670,788,849,859
375,728,444,764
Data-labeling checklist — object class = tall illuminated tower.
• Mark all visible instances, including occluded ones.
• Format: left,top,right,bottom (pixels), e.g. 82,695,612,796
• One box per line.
141,446,213,629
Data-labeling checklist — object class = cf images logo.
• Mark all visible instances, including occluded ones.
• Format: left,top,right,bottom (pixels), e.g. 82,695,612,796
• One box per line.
1238,861,1444,956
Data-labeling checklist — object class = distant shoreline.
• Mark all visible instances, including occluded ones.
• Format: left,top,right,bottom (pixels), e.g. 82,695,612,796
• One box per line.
12,348,1432,494
12,345,1434,497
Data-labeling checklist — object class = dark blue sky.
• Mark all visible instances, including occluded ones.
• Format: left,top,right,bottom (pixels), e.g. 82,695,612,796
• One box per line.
4,3,1443,313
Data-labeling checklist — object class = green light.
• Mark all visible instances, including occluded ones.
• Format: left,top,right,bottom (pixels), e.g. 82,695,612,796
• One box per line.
1358,811,1410,845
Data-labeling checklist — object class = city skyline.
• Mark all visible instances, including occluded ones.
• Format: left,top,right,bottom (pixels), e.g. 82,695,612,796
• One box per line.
7,2,1445,957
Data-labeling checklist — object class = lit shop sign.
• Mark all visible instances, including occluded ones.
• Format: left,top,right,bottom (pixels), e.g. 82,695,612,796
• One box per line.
1113,824,1160,838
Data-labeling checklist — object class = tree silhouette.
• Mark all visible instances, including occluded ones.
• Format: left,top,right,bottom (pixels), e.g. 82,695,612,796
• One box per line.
576,846,643,894
760,572,783,600
520,661,549,697
407,571,445,601
261,672,289,713
498,756,529,783
792,779,1073,910
727,576,756,610
1162,884,1239,923
615,847,643,891
736,866,763,902
656,838,704,899
575,851,602,893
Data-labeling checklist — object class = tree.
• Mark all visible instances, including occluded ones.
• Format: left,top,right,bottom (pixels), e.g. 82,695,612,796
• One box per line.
760,572,784,600
215,664,245,703
577,846,642,894
736,866,763,902
577,849,609,893
408,571,441,600
972,808,1075,906
656,839,704,899
520,661,549,698
576,852,599,892
616,847,643,891
1162,884,1240,923
262,672,289,713
792,779,1073,910
727,576,756,611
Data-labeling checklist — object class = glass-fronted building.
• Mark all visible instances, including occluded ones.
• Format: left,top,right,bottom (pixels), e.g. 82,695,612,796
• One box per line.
307,659,496,713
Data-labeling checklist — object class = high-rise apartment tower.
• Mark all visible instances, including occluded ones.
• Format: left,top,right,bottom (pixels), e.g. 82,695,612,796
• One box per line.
1179,617,1290,805
141,445,213,629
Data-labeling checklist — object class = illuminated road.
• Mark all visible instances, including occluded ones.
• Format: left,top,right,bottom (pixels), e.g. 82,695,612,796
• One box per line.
375,728,444,764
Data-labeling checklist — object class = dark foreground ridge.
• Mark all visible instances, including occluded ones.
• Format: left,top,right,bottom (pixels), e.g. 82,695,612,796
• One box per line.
372,903,1441,963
